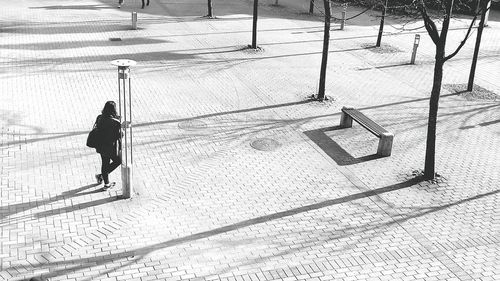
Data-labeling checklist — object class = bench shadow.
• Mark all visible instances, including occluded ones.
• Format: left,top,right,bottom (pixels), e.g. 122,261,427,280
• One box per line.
304,126,383,166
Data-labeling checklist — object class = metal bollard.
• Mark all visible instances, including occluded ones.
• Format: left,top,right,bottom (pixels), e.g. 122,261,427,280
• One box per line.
340,4,347,30
131,12,137,30
410,34,420,64
340,11,346,30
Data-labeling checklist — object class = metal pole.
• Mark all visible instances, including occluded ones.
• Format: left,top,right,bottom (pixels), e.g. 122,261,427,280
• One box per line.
111,59,136,199
118,69,122,118
129,76,133,165
122,69,130,199
122,73,127,168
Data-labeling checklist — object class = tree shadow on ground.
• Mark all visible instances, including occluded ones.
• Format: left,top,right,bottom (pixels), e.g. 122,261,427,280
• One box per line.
0,130,88,147
0,100,312,148
1,23,131,34
137,100,314,127
211,184,500,277
0,44,377,74
459,119,500,130
9,178,500,280
0,93,463,148
304,125,384,165
30,4,117,10
0,38,171,51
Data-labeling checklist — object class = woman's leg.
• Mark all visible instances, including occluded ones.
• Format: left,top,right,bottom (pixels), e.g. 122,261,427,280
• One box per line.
107,154,122,175
100,154,111,184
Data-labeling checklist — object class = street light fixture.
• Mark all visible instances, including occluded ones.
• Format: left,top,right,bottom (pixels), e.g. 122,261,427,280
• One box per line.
111,59,136,199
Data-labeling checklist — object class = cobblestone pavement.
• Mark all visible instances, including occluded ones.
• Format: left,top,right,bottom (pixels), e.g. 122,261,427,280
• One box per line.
1,0,499,280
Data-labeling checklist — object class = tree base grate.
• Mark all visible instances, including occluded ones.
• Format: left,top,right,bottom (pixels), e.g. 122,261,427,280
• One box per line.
445,83,499,101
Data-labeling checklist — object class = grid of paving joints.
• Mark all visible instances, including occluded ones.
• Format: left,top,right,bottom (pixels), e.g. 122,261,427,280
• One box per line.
1,0,499,280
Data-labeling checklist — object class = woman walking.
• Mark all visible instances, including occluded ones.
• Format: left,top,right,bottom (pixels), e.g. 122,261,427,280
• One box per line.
95,101,122,189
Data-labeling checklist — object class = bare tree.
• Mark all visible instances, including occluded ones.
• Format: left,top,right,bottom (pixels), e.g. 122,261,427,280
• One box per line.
251,0,259,48
207,0,214,18
417,0,477,179
317,0,331,100
467,0,490,91
376,0,389,46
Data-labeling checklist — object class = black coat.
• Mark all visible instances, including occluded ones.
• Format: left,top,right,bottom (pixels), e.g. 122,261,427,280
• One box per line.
96,115,121,156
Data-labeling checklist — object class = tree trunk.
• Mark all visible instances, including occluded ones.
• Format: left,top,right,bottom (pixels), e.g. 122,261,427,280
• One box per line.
424,52,445,180
207,0,213,18
376,0,388,47
252,0,259,48
468,0,489,91
317,0,331,100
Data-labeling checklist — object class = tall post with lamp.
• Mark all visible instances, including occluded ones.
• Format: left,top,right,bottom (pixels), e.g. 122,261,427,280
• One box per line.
111,59,136,199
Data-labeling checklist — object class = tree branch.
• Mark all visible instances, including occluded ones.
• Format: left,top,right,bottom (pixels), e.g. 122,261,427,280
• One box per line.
438,0,454,46
418,4,440,45
444,12,479,61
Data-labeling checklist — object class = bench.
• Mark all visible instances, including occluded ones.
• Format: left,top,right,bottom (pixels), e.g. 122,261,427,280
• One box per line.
340,107,394,157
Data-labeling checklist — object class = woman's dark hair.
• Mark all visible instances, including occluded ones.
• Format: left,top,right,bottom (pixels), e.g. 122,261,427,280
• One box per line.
102,101,118,118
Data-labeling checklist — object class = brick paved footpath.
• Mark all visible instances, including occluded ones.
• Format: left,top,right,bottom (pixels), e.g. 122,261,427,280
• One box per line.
1,0,499,280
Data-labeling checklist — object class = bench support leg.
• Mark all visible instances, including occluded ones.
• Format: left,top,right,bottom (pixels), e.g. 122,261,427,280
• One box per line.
377,133,394,157
340,112,353,128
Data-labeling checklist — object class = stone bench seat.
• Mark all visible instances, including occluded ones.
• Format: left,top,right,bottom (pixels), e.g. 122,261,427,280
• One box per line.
340,107,394,157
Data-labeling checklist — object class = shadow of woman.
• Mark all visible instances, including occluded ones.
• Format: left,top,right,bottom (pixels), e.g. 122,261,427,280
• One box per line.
0,183,107,223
